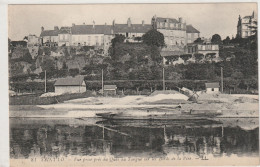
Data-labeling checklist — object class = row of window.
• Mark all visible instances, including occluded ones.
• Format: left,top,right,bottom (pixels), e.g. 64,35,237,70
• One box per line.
198,45,218,50
157,22,184,29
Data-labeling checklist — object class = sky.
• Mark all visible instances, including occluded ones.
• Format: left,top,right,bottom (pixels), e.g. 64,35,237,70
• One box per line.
8,3,257,41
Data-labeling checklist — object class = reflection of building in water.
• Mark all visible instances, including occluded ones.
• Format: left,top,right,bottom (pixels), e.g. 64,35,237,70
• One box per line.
9,121,259,159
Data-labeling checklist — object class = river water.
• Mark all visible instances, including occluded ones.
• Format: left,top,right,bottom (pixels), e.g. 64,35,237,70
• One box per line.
10,117,259,159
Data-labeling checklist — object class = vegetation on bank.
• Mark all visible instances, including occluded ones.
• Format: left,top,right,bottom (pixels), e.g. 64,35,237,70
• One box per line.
9,29,258,94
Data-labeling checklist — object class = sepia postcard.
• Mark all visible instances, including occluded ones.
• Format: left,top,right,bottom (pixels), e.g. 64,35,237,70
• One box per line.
6,2,259,167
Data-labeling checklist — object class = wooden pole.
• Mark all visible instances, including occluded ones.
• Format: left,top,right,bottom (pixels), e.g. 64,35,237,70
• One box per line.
102,69,104,95
44,70,47,93
221,67,223,93
163,67,165,91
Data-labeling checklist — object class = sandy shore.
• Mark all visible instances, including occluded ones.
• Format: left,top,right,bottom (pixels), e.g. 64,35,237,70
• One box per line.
9,93,259,118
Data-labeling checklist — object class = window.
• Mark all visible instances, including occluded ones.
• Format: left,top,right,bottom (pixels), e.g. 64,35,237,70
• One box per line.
211,88,214,91
160,22,163,28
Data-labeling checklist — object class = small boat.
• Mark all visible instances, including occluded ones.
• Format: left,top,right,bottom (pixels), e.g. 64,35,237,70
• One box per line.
96,109,222,120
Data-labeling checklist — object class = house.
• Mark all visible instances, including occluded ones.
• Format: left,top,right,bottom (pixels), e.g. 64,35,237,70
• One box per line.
27,34,40,47
54,76,86,94
113,18,152,43
187,43,220,60
70,23,114,54
237,11,257,38
186,25,200,44
40,26,59,46
103,85,117,96
205,82,220,94
58,27,71,46
151,16,187,51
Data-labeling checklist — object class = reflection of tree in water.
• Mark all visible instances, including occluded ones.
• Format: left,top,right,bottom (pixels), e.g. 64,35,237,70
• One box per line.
10,121,259,159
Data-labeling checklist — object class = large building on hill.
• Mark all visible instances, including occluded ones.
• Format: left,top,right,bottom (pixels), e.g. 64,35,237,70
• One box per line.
39,16,200,57
151,16,187,51
151,16,200,64
237,11,257,38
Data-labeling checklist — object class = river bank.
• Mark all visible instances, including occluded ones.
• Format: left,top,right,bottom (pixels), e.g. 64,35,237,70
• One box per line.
9,92,258,118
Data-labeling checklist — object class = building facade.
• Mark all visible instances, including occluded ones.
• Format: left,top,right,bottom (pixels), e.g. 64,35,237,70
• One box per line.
205,82,220,94
113,18,152,43
27,34,40,47
152,16,187,51
40,26,59,46
39,16,201,59
54,76,86,94
186,25,200,44
237,11,257,38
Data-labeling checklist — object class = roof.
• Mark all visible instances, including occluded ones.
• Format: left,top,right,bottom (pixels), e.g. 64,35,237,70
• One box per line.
205,82,219,88
59,29,70,34
243,16,252,19
71,25,113,35
156,17,179,23
40,30,59,37
113,24,152,33
104,85,117,90
160,50,185,57
186,25,200,33
54,76,85,86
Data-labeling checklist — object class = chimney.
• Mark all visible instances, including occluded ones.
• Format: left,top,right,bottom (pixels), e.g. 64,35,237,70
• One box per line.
54,26,59,31
112,20,115,26
93,21,95,28
142,20,145,26
72,23,75,27
127,18,131,27
41,26,44,32
179,17,183,23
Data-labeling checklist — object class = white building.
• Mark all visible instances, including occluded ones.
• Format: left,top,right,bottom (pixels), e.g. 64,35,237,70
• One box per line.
205,82,220,94
40,26,59,46
54,76,86,94
27,34,40,47
237,11,257,38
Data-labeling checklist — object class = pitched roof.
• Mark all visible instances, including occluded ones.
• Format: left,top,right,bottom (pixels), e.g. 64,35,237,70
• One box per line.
243,16,252,19
205,82,219,88
113,24,152,33
54,76,85,86
71,25,113,35
186,25,200,33
104,85,117,90
156,17,179,23
40,30,59,37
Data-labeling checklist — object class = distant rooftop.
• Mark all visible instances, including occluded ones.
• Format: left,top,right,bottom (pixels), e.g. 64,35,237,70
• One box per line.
54,76,85,86
205,82,219,88
186,25,200,33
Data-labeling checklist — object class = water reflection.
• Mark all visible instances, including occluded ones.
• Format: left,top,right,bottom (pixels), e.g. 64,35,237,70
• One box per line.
10,118,259,159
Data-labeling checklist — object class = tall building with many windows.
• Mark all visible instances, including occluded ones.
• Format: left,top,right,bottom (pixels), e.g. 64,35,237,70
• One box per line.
237,11,257,38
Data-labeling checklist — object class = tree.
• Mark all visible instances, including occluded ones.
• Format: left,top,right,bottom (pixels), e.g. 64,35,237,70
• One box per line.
41,58,55,72
211,34,222,44
69,68,79,77
142,29,165,64
194,53,204,63
223,36,231,45
142,29,165,47
180,54,192,63
194,37,204,44
111,34,126,47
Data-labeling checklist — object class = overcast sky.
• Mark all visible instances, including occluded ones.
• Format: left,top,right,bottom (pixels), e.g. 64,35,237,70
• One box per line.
9,3,257,41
